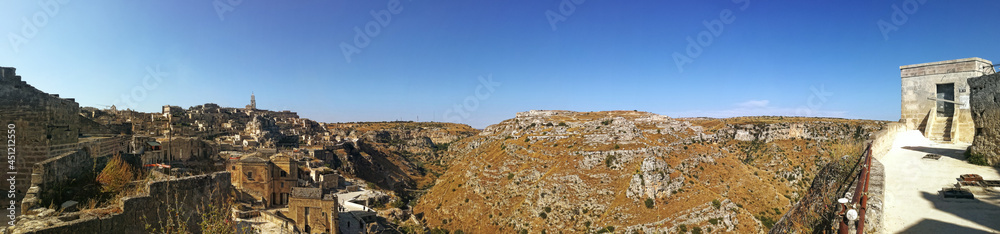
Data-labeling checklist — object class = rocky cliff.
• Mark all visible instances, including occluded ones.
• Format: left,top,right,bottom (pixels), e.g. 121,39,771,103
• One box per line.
968,73,1000,167
325,122,479,190
413,111,884,233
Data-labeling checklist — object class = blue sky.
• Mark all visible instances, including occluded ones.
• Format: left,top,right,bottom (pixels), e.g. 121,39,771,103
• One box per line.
2,0,999,128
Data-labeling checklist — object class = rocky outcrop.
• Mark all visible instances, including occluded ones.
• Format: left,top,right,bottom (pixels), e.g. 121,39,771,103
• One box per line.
968,73,1000,166
326,122,479,190
413,111,886,233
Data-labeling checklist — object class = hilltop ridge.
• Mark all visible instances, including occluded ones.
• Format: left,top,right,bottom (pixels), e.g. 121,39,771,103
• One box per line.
413,110,885,233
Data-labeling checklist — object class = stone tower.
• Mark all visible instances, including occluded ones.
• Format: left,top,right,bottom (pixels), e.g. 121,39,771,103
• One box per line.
246,92,256,110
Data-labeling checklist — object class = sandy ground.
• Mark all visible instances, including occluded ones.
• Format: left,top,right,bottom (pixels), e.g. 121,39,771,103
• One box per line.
882,130,1000,233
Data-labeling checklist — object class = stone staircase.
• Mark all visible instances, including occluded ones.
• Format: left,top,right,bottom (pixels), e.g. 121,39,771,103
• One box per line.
928,117,953,142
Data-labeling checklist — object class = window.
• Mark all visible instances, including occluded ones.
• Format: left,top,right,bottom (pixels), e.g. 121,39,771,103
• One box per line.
280,170,287,177
246,171,253,181
231,166,236,170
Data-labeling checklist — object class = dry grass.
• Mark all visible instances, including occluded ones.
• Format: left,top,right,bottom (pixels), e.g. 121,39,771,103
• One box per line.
412,112,887,233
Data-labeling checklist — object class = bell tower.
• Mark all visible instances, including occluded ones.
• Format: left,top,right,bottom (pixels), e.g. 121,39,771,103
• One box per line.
250,92,256,110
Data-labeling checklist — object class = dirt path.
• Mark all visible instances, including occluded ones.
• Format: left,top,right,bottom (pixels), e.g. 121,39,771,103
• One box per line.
882,130,1000,233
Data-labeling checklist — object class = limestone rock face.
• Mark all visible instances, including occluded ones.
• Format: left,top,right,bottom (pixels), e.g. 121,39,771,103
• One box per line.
968,73,1000,166
324,122,479,190
412,111,887,233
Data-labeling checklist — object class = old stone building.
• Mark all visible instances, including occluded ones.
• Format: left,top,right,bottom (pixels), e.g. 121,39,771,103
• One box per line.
0,67,128,216
228,152,299,207
900,58,995,143
968,72,1000,166
288,187,339,234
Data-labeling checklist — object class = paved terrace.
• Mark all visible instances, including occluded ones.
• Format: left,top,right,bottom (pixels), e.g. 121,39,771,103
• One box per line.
883,130,1000,233
337,189,378,234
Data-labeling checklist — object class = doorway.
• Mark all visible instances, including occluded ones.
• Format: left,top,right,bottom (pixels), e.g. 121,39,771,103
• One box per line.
936,83,954,117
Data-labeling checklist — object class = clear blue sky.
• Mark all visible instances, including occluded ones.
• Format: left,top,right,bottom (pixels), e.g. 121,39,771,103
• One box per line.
3,0,999,128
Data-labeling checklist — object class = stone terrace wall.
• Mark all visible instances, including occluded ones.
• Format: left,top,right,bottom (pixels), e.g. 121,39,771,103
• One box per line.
22,150,97,214
870,123,906,161
968,73,1000,167
771,122,904,234
13,172,232,234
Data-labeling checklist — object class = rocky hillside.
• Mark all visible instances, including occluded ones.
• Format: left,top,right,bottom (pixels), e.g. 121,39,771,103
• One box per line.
412,110,884,233
325,122,479,190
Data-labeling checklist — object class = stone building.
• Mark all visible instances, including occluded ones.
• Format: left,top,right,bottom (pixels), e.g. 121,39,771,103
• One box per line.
228,153,299,207
900,58,995,143
0,67,129,217
287,187,339,234
968,72,1000,166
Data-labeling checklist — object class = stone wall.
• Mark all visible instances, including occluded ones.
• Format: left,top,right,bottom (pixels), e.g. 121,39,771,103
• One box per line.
158,137,219,161
11,172,232,233
771,122,903,233
22,150,96,214
0,67,86,221
900,58,993,143
968,73,1000,166
870,122,906,161
288,195,338,234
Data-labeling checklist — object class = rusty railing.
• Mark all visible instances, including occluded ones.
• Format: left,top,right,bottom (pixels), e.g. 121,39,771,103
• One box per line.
838,143,873,234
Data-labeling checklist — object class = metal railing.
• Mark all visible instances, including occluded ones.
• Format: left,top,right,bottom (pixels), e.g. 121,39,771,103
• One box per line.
837,143,873,234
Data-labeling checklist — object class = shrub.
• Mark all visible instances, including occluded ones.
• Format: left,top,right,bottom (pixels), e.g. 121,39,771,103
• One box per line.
433,143,450,151
679,224,687,232
96,153,134,194
539,212,547,219
645,198,654,208
605,154,616,168
558,122,568,127
966,151,990,166
614,144,620,149
712,199,721,209
543,206,551,213
708,218,719,225
692,226,702,234
390,199,407,209
507,173,514,180
758,215,776,229
602,120,613,125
